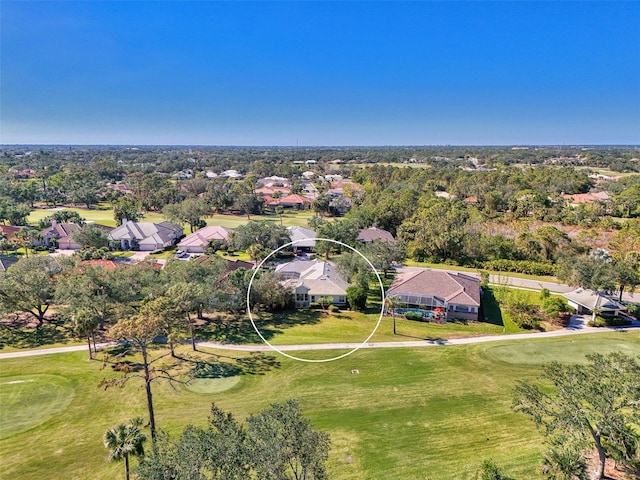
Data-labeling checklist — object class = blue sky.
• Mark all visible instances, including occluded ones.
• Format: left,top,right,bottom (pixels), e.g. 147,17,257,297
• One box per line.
1,1,639,145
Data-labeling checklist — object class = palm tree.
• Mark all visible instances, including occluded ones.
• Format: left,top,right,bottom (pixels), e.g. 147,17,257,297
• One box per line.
384,295,400,335
103,418,147,480
541,445,588,480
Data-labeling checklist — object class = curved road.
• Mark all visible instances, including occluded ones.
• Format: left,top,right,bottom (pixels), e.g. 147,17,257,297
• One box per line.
1,316,638,360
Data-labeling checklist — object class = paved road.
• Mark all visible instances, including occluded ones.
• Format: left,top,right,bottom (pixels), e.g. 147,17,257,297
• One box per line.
2,317,637,359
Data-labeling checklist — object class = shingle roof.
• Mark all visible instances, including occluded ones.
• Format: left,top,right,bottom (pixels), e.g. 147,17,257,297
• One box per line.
0,255,19,272
387,269,480,307
357,227,395,243
178,225,234,248
278,194,313,205
287,226,317,248
563,288,626,312
0,225,21,240
278,260,349,296
108,221,182,244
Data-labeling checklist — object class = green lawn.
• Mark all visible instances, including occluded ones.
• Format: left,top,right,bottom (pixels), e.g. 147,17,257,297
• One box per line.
3,332,638,479
27,205,315,230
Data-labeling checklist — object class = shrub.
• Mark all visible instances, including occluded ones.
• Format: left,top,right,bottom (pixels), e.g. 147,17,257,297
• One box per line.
482,259,557,276
328,305,340,313
346,285,368,311
404,311,423,321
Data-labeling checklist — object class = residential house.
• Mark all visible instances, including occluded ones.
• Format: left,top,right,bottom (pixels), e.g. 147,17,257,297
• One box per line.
357,226,395,243
177,225,234,253
561,191,611,206
108,220,183,251
39,221,82,250
276,259,349,307
563,288,626,320
0,254,19,273
386,269,481,321
287,226,317,251
278,194,313,209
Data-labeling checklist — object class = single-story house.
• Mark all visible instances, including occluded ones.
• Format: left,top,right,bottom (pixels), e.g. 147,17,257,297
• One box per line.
177,225,234,253
563,288,626,319
287,226,317,251
108,220,183,251
38,221,82,250
278,194,313,209
357,226,395,243
276,259,349,307
0,254,19,273
561,191,611,206
386,269,481,321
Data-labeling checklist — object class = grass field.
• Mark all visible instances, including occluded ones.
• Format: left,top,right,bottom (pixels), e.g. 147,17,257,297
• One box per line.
27,204,315,229
2,332,639,480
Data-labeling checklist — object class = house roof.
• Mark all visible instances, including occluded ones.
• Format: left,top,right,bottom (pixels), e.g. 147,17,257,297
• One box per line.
357,226,395,243
41,222,81,239
0,254,19,272
278,260,349,296
287,226,317,248
255,186,291,196
278,194,313,205
387,269,481,307
0,225,21,240
82,259,120,270
561,191,611,204
178,225,234,248
108,220,182,244
563,288,626,312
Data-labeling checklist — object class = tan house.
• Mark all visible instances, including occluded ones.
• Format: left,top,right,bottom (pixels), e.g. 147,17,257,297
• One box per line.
38,221,82,250
276,259,349,307
386,269,481,321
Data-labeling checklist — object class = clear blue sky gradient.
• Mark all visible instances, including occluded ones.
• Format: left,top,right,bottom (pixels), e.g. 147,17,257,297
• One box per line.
1,1,639,145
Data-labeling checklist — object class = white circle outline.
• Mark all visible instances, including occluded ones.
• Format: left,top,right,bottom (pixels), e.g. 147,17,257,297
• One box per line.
246,237,386,363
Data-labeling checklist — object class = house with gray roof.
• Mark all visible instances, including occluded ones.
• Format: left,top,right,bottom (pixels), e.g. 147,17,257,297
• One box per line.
386,268,481,321
287,226,317,251
178,225,234,253
563,288,626,320
0,254,19,273
276,259,349,307
108,220,183,251
357,226,395,243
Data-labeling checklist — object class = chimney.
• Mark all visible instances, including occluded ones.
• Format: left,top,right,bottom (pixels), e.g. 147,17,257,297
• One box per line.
51,220,58,226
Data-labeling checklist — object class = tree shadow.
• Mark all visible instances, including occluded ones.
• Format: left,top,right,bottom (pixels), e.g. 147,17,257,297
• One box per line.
178,350,281,379
196,310,323,344
480,288,505,327
0,321,70,350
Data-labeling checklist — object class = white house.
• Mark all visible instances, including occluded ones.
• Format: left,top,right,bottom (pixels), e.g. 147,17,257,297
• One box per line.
108,221,183,251
177,225,234,253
